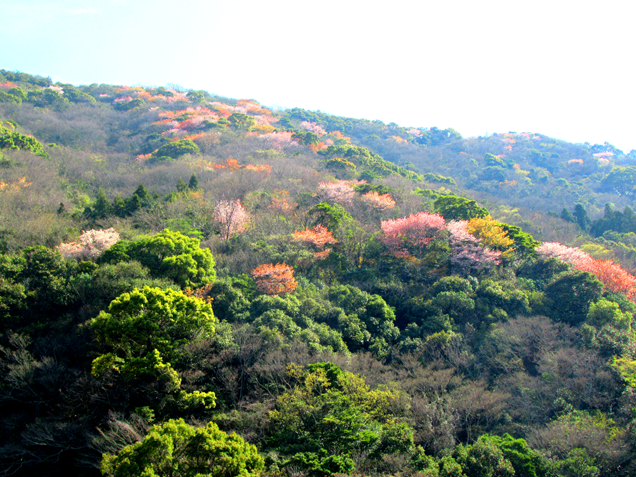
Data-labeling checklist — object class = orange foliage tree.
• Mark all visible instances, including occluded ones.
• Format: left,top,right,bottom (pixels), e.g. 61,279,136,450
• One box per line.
293,225,338,260
361,191,396,210
577,258,636,298
251,263,297,296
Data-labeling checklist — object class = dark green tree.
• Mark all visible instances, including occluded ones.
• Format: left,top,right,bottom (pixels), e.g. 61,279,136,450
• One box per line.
545,270,603,325
434,195,489,221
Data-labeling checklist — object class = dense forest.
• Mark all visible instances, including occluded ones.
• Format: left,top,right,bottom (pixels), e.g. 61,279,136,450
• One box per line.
2,69,636,477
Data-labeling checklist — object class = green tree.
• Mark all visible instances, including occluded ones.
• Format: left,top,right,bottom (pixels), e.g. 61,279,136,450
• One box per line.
228,112,256,131
453,435,515,477
269,363,413,476
434,195,489,221
573,203,591,231
561,208,576,224
89,286,216,404
309,202,352,230
545,270,603,325
153,139,200,161
101,419,264,477
100,229,215,288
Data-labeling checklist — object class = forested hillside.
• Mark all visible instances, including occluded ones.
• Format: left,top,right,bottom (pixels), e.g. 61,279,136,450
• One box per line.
2,69,636,477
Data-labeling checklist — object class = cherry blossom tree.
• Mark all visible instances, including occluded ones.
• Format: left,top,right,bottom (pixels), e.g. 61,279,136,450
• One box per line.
251,263,297,296
535,242,592,267
317,181,355,204
381,212,446,257
446,220,501,273
214,199,249,240
57,228,120,261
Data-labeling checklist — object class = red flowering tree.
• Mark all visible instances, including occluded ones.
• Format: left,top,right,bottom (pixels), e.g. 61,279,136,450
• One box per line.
381,212,446,257
577,258,636,297
536,242,636,299
251,263,297,296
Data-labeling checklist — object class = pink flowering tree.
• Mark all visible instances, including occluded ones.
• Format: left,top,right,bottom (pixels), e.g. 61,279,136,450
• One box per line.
317,181,356,204
57,228,120,261
535,242,592,267
214,199,249,240
381,212,446,257
446,220,502,273
537,242,636,298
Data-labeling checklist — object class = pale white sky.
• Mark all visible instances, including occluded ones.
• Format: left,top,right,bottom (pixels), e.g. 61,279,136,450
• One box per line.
1,0,635,151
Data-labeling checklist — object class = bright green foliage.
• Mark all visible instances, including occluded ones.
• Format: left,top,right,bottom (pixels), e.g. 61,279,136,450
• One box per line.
269,363,414,476
453,435,515,477
309,202,352,230
611,355,636,387
587,299,632,330
0,124,46,156
101,418,264,477
100,229,215,288
0,90,22,104
555,448,600,477
434,195,489,221
423,172,457,185
89,286,216,379
319,144,422,180
153,139,200,161
485,153,507,167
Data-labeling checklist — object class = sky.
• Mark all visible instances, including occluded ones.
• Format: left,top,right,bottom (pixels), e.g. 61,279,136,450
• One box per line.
1,0,635,152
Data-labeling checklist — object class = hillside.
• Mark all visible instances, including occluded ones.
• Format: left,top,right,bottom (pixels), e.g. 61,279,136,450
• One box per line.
1,69,636,477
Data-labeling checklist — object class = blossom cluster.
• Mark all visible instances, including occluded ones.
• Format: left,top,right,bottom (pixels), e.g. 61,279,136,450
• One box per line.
300,121,327,136
447,220,502,272
251,263,297,295
317,181,356,204
537,242,636,298
57,228,120,261
361,191,396,210
381,213,446,254
0,176,32,192
214,199,249,240
535,242,591,267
